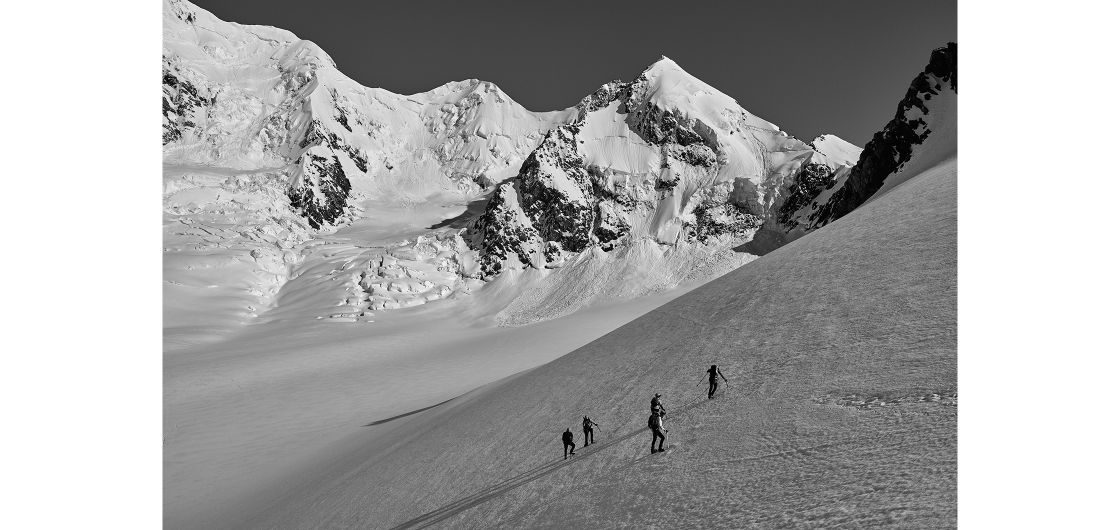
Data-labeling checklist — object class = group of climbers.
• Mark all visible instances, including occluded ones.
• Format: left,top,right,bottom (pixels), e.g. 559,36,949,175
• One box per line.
561,364,729,459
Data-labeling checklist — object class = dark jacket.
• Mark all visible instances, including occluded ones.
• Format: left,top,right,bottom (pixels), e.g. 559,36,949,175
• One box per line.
707,366,726,382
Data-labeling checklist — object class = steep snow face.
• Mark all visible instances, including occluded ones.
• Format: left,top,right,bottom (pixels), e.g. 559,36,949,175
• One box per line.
471,57,858,278
798,43,958,228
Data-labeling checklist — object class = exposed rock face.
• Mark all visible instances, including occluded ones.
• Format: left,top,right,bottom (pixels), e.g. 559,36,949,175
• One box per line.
776,162,833,228
287,153,351,229
807,43,957,227
472,125,595,276
162,57,213,145
688,201,762,243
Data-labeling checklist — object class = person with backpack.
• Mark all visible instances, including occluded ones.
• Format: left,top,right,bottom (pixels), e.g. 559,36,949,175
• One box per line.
704,364,728,399
648,410,667,454
582,416,599,447
562,428,576,459
650,393,665,415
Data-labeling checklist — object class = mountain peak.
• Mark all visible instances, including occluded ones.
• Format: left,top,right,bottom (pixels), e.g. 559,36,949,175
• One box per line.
641,55,691,81
628,55,748,126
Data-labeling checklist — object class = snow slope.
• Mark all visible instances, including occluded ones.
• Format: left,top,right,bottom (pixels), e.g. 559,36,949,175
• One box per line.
163,274,732,529
240,156,957,529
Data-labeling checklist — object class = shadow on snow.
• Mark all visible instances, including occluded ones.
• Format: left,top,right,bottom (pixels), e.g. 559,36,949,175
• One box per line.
364,397,459,427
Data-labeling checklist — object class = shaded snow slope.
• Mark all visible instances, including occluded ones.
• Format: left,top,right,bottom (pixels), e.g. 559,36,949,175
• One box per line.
248,158,957,529
163,279,717,530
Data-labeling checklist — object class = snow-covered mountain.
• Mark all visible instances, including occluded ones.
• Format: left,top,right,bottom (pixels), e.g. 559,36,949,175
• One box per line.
163,0,868,334
163,0,568,227
163,0,574,342
470,57,857,277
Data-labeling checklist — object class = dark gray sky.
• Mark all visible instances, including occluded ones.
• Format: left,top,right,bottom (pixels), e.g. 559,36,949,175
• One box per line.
191,0,955,145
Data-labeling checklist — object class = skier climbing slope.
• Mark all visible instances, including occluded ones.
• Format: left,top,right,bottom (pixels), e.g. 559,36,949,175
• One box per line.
703,365,728,399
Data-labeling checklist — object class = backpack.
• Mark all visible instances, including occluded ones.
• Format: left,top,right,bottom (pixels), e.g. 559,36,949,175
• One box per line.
648,413,660,430
583,417,592,429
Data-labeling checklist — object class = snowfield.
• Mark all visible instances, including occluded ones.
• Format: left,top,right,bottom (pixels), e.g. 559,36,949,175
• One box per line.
163,1,955,527
189,157,956,529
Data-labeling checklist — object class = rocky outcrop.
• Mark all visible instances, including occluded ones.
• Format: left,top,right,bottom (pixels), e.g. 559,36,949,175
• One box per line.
287,152,352,229
162,57,214,145
687,201,762,243
471,125,598,276
808,43,957,227
776,161,834,228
